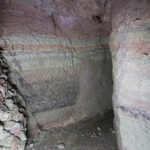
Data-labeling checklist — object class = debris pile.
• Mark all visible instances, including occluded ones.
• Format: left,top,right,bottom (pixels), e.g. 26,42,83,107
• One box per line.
0,55,27,150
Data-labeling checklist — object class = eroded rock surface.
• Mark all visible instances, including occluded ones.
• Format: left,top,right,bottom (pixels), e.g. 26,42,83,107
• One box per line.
0,0,111,50
110,0,150,149
0,0,150,149
0,0,113,134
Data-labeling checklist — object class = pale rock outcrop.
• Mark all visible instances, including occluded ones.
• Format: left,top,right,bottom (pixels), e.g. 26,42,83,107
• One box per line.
110,0,150,149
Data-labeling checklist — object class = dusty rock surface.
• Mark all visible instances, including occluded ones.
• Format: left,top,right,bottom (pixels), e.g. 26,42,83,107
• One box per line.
0,0,113,133
110,0,150,149
25,114,116,150
0,0,111,50
0,0,150,150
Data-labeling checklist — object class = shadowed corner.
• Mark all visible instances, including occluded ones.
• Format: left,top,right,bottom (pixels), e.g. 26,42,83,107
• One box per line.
0,47,4,51
0,47,4,58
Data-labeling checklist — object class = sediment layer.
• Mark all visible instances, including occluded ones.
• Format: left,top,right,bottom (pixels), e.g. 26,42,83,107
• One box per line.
110,0,150,149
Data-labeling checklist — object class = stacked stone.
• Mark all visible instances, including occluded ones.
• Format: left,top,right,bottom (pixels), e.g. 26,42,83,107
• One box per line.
0,57,27,150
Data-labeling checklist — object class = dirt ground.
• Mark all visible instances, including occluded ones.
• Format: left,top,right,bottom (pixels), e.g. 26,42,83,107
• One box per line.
26,114,117,150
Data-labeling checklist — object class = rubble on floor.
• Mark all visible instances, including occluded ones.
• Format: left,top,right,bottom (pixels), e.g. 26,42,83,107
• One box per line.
25,114,116,150
0,56,27,150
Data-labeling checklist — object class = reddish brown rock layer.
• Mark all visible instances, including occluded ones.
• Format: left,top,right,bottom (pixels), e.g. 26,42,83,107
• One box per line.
0,0,111,40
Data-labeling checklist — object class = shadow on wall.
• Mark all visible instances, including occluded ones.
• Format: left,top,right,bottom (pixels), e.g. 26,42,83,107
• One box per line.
0,47,4,51
2,44,113,134
0,0,113,135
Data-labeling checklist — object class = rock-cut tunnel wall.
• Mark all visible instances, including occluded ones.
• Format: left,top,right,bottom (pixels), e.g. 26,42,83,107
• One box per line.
110,0,150,149
0,0,113,134
1,0,150,149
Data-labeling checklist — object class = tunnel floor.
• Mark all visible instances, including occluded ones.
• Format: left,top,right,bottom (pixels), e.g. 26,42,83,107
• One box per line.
25,113,116,150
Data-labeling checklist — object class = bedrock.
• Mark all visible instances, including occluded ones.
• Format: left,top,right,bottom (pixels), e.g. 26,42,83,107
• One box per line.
2,40,112,132
110,0,150,149
0,0,112,136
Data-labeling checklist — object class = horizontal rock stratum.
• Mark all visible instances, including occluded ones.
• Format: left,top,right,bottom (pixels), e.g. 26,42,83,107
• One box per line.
110,0,150,150
0,0,113,135
0,0,111,50
0,0,150,149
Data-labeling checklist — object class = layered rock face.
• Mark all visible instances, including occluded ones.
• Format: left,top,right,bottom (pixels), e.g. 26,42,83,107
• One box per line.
1,0,150,149
110,0,150,149
0,0,113,134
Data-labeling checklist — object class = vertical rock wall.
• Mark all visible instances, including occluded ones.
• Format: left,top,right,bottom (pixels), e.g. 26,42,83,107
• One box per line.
0,0,113,135
3,46,113,133
110,0,150,149
0,0,150,149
